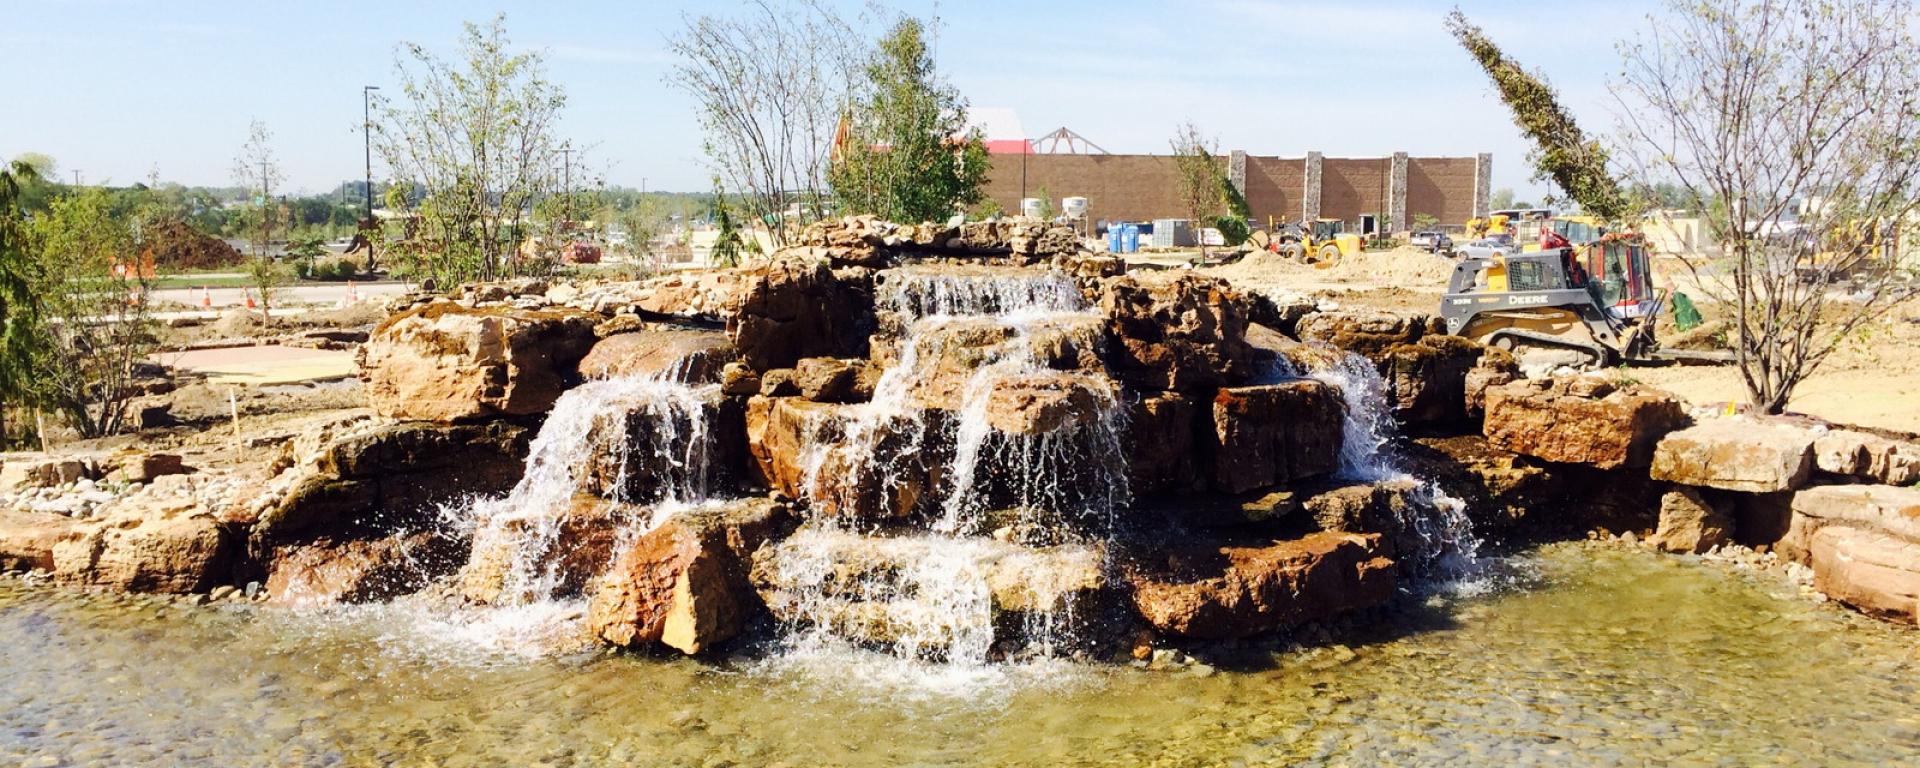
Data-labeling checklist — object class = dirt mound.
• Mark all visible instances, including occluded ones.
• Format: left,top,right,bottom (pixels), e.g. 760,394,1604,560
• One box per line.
146,219,242,270
1208,246,1457,288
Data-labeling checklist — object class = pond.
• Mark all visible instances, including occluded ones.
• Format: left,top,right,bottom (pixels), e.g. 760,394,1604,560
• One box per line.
3,543,1915,767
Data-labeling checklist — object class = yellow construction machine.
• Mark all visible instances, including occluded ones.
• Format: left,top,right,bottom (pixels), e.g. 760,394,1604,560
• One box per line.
1271,218,1363,267
1440,234,1730,367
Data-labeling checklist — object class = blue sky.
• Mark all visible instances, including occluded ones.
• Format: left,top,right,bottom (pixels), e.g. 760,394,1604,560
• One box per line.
1,0,1663,198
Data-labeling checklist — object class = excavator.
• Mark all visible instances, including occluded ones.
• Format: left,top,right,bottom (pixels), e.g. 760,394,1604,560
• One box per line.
1440,229,1729,367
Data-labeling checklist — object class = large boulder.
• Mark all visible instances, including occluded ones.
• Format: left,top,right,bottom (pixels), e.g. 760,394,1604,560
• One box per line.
744,396,932,522
982,372,1115,435
1483,377,1688,469
52,495,232,593
244,419,532,546
751,528,1110,654
1376,335,1490,425
0,508,79,572
1101,275,1255,393
1404,436,1552,536
1809,526,1920,624
359,303,597,421
1208,381,1344,494
1124,393,1200,497
1650,419,1815,493
458,496,639,605
1124,532,1395,639
576,329,735,383
266,531,463,605
729,255,874,370
1813,429,1920,486
1782,484,1920,562
1648,487,1734,554
587,499,792,654
1294,312,1439,358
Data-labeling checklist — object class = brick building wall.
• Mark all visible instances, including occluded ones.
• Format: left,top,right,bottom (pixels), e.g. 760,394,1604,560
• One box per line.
980,151,1486,231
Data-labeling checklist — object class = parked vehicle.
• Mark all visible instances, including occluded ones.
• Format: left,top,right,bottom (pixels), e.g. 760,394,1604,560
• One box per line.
1410,231,1454,254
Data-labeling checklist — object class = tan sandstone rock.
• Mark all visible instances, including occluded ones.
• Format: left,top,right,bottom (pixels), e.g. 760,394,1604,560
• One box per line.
1650,419,1815,493
1813,429,1920,486
576,329,734,383
588,499,791,654
1648,487,1734,554
1125,532,1395,639
358,303,597,421
1208,381,1344,494
1483,377,1688,469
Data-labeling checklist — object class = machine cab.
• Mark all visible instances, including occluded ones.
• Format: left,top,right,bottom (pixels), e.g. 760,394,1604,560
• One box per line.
1585,238,1658,319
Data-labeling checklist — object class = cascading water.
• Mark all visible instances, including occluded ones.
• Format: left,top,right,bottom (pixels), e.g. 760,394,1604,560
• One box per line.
767,268,1127,670
356,362,726,659
1278,351,1481,575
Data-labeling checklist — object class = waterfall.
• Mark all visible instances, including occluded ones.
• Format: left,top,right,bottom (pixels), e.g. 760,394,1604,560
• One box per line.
453,374,718,605
1286,351,1481,575
770,269,1127,666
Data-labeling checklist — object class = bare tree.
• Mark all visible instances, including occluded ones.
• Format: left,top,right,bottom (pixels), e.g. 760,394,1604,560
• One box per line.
1613,0,1920,413
376,14,566,287
669,0,863,245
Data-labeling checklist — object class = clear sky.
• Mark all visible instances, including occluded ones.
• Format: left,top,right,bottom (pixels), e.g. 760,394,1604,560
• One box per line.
0,0,1663,199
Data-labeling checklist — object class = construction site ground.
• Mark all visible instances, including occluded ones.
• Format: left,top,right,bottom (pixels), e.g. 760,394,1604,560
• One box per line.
1186,246,1920,435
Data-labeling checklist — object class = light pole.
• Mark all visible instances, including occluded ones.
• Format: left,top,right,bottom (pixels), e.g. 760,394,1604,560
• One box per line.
362,84,380,270
559,144,574,224
362,85,379,219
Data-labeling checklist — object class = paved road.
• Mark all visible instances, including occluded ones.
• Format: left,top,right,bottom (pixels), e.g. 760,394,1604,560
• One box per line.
151,280,413,310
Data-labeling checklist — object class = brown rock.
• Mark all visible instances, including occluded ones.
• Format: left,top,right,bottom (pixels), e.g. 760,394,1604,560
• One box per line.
358,303,597,422
1462,348,1520,419
576,329,734,383
1294,312,1438,358
1101,275,1255,393
981,372,1112,435
247,420,531,559
111,453,187,484
1648,488,1734,554
53,504,231,593
743,396,931,522
588,499,790,654
1813,429,1920,485
751,529,1109,651
719,361,762,396
1810,525,1920,624
1781,484,1920,564
0,509,78,572
1375,335,1488,425
1125,532,1395,639
729,255,874,370
1125,393,1200,497
267,531,463,605
1208,382,1344,494
792,357,858,403
1650,419,1814,493
1483,377,1688,469
458,496,636,605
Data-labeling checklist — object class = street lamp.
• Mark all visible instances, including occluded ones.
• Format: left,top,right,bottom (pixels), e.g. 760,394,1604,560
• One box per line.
362,85,380,271
362,85,380,219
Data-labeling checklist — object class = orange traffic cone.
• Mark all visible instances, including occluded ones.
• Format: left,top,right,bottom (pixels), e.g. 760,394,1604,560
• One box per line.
201,287,212,308
244,289,257,310
347,280,359,303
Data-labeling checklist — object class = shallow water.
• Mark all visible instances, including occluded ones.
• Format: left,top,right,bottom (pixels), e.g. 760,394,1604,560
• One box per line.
4,544,1917,767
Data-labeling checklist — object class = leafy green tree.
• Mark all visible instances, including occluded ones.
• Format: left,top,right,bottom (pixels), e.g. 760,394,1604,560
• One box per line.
1170,123,1230,252
1489,187,1515,211
1448,11,1631,222
25,188,155,438
830,16,989,223
710,181,746,268
0,161,43,445
376,14,567,288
